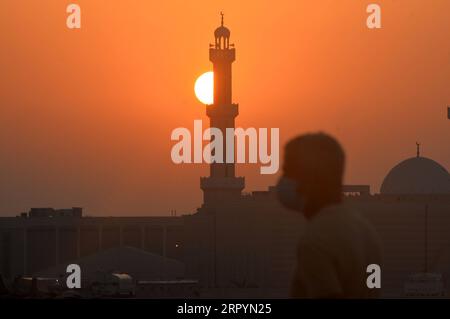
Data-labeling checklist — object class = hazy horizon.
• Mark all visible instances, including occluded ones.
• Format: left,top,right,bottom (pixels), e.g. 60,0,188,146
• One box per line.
1,0,449,216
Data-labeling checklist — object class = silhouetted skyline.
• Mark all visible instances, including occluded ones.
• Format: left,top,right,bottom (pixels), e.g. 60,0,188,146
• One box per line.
0,1,449,216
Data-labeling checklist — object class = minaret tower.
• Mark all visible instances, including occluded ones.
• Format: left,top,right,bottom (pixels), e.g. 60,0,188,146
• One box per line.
200,13,245,207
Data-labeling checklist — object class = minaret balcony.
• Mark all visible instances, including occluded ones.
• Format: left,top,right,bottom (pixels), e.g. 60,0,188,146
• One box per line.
206,103,239,119
200,176,245,191
209,48,235,63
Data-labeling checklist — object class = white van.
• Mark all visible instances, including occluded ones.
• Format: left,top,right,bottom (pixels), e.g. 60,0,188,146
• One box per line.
91,272,135,297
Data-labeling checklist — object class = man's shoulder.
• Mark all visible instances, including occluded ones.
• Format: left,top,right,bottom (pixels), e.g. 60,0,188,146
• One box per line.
304,203,380,243
309,203,357,228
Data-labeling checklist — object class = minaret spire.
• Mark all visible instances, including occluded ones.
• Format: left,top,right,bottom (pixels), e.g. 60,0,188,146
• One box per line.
416,142,420,158
200,15,245,208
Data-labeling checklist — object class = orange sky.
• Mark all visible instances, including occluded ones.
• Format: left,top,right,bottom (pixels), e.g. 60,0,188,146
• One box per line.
0,0,449,216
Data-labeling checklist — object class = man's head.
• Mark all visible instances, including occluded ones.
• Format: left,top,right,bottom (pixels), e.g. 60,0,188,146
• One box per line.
277,133,345,216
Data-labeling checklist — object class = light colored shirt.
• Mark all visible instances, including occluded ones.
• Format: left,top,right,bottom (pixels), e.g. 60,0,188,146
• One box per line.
291,202,382,298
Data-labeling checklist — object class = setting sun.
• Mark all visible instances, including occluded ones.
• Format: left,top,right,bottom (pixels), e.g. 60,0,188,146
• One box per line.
194,71,214,104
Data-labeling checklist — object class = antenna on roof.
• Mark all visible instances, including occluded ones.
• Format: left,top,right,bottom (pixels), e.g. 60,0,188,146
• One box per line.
424,204,429,273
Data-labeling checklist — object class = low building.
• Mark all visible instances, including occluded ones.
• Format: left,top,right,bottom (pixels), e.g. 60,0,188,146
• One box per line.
36,246,185,288
1,152,450,298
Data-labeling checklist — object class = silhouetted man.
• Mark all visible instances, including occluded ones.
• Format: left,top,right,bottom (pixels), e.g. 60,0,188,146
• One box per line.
277,133,382,298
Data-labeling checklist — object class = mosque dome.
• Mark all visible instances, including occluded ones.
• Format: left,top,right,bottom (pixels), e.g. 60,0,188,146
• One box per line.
380,155,450,195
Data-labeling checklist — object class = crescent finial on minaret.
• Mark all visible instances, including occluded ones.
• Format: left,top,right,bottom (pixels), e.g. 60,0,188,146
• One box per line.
220,11,224,26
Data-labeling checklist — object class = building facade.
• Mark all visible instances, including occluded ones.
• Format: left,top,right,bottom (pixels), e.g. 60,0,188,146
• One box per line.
1,17,450,298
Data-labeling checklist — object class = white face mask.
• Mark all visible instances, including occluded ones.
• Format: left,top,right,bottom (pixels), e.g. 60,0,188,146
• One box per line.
276,176,305,212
